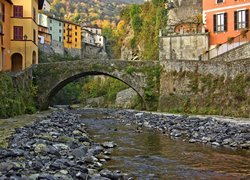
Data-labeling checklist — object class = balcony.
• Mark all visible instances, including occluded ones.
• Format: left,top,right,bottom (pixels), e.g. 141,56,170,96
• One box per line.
67,38,72,43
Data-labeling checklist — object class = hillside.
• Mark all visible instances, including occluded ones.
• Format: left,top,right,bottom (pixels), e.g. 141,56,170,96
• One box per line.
48,0,144,25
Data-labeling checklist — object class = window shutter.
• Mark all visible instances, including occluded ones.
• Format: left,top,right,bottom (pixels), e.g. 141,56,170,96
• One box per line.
246,9,249,29
234,11,238,30
213,14,217,32
224,13,227,32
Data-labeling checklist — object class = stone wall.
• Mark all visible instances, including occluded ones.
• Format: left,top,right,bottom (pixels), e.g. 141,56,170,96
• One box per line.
81,43,107,59
159,59,250,117
65,48,81,58
168,0,202,26
51,40,64,55
159,33,209,60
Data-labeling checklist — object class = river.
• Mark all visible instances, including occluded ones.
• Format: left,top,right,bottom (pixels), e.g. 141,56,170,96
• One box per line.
79,109,250,179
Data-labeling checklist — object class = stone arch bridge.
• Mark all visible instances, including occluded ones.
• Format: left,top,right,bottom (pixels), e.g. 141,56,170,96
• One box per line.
32,59,161,110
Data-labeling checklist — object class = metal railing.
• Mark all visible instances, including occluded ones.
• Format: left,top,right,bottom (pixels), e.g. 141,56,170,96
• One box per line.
201,29,250,60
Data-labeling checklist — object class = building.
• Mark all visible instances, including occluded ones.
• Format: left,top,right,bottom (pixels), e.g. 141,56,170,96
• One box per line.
64,20,81,56
159,0,208,61
48,16,64,55
8,0,44,72
203,0,250,58
42,0,50,12
82,25,102,35
38,25,51,45
0,0,12,71
82,25,105,47
203,0,250,46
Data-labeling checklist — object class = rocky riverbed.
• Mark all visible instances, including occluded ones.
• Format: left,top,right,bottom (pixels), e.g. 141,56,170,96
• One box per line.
112,110,250,150
0,110,128,180
0,108,249,179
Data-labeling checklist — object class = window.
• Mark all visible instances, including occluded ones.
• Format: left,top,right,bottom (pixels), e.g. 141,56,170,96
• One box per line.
59,36,61,42
213,13,227,32
235,10,249,30
50,19,52,23
33,7,36,22
75,25,77,29
13,6,23,18
75,38,77,42
75,32,77,36
2,3,5,22
216,0,223,3
50,27,52,31
13,26,23,40
59,29,61,33
59,23,61,26
33,29,36,44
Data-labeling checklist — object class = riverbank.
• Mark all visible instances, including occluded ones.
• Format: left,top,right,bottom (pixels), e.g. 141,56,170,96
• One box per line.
0,110,128,179
71,108,250,150
111,109,250,150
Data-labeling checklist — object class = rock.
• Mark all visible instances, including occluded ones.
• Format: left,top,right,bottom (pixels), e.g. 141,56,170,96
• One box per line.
115,88,138,108
100,170,124,179
34,144,48,154
241,142,250,149
75,172,88,179
71,146,88,159
189,139,197,143
102,142,117,148
53,143,69,151
60,170,69,175
211,142,220,146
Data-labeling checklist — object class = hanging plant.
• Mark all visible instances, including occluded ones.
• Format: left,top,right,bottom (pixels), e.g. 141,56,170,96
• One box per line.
227,37,234,44
240,29,248,38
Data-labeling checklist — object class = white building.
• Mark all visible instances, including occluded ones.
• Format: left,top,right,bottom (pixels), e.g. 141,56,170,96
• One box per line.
42,0,51,12
82,25,102,36
82,26,105,47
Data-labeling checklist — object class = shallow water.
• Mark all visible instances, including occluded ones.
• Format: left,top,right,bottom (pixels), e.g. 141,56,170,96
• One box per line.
80,111,250,179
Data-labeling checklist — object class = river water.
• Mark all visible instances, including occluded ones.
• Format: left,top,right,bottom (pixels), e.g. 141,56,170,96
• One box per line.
79,110,250,179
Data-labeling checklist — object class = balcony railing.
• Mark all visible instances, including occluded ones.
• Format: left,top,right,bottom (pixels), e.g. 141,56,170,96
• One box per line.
201,29,250,60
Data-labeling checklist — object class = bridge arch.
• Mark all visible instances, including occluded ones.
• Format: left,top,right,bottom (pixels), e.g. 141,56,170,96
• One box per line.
45,71,147,109
33,60,159,111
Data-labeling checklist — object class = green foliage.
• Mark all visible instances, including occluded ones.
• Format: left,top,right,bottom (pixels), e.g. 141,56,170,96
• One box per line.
0,73,37,118
80,77,129,106
126,66,136,75
51,82,82,105
118,1,168,60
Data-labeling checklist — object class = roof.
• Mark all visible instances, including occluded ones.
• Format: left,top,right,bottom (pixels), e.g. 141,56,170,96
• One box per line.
82,25,102,29
38,0,45,10
6,0,13,4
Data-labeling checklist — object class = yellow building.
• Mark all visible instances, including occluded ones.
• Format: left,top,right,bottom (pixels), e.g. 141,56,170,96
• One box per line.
10,0,44,71
63,20,81,49
0,0,12,72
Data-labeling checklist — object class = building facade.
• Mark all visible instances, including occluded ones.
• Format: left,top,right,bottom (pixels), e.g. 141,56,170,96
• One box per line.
48,16,64,55
38,25,51,45
203,0,250,46
0,0,12,71
42,0,50,12
64,20,81,56
9,0,43,71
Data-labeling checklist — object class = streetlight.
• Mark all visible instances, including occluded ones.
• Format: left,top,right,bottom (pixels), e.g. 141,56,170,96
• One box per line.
24,34,27,69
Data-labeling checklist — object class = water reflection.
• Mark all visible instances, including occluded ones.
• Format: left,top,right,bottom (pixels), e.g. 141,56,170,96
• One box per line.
80,114,250,179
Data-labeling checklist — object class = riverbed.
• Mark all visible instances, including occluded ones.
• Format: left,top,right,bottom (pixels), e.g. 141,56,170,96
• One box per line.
0,108,250,179
78,109,250,179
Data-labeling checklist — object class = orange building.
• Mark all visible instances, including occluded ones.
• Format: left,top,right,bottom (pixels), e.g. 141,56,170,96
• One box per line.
203,0,250,46
0,0,12,71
